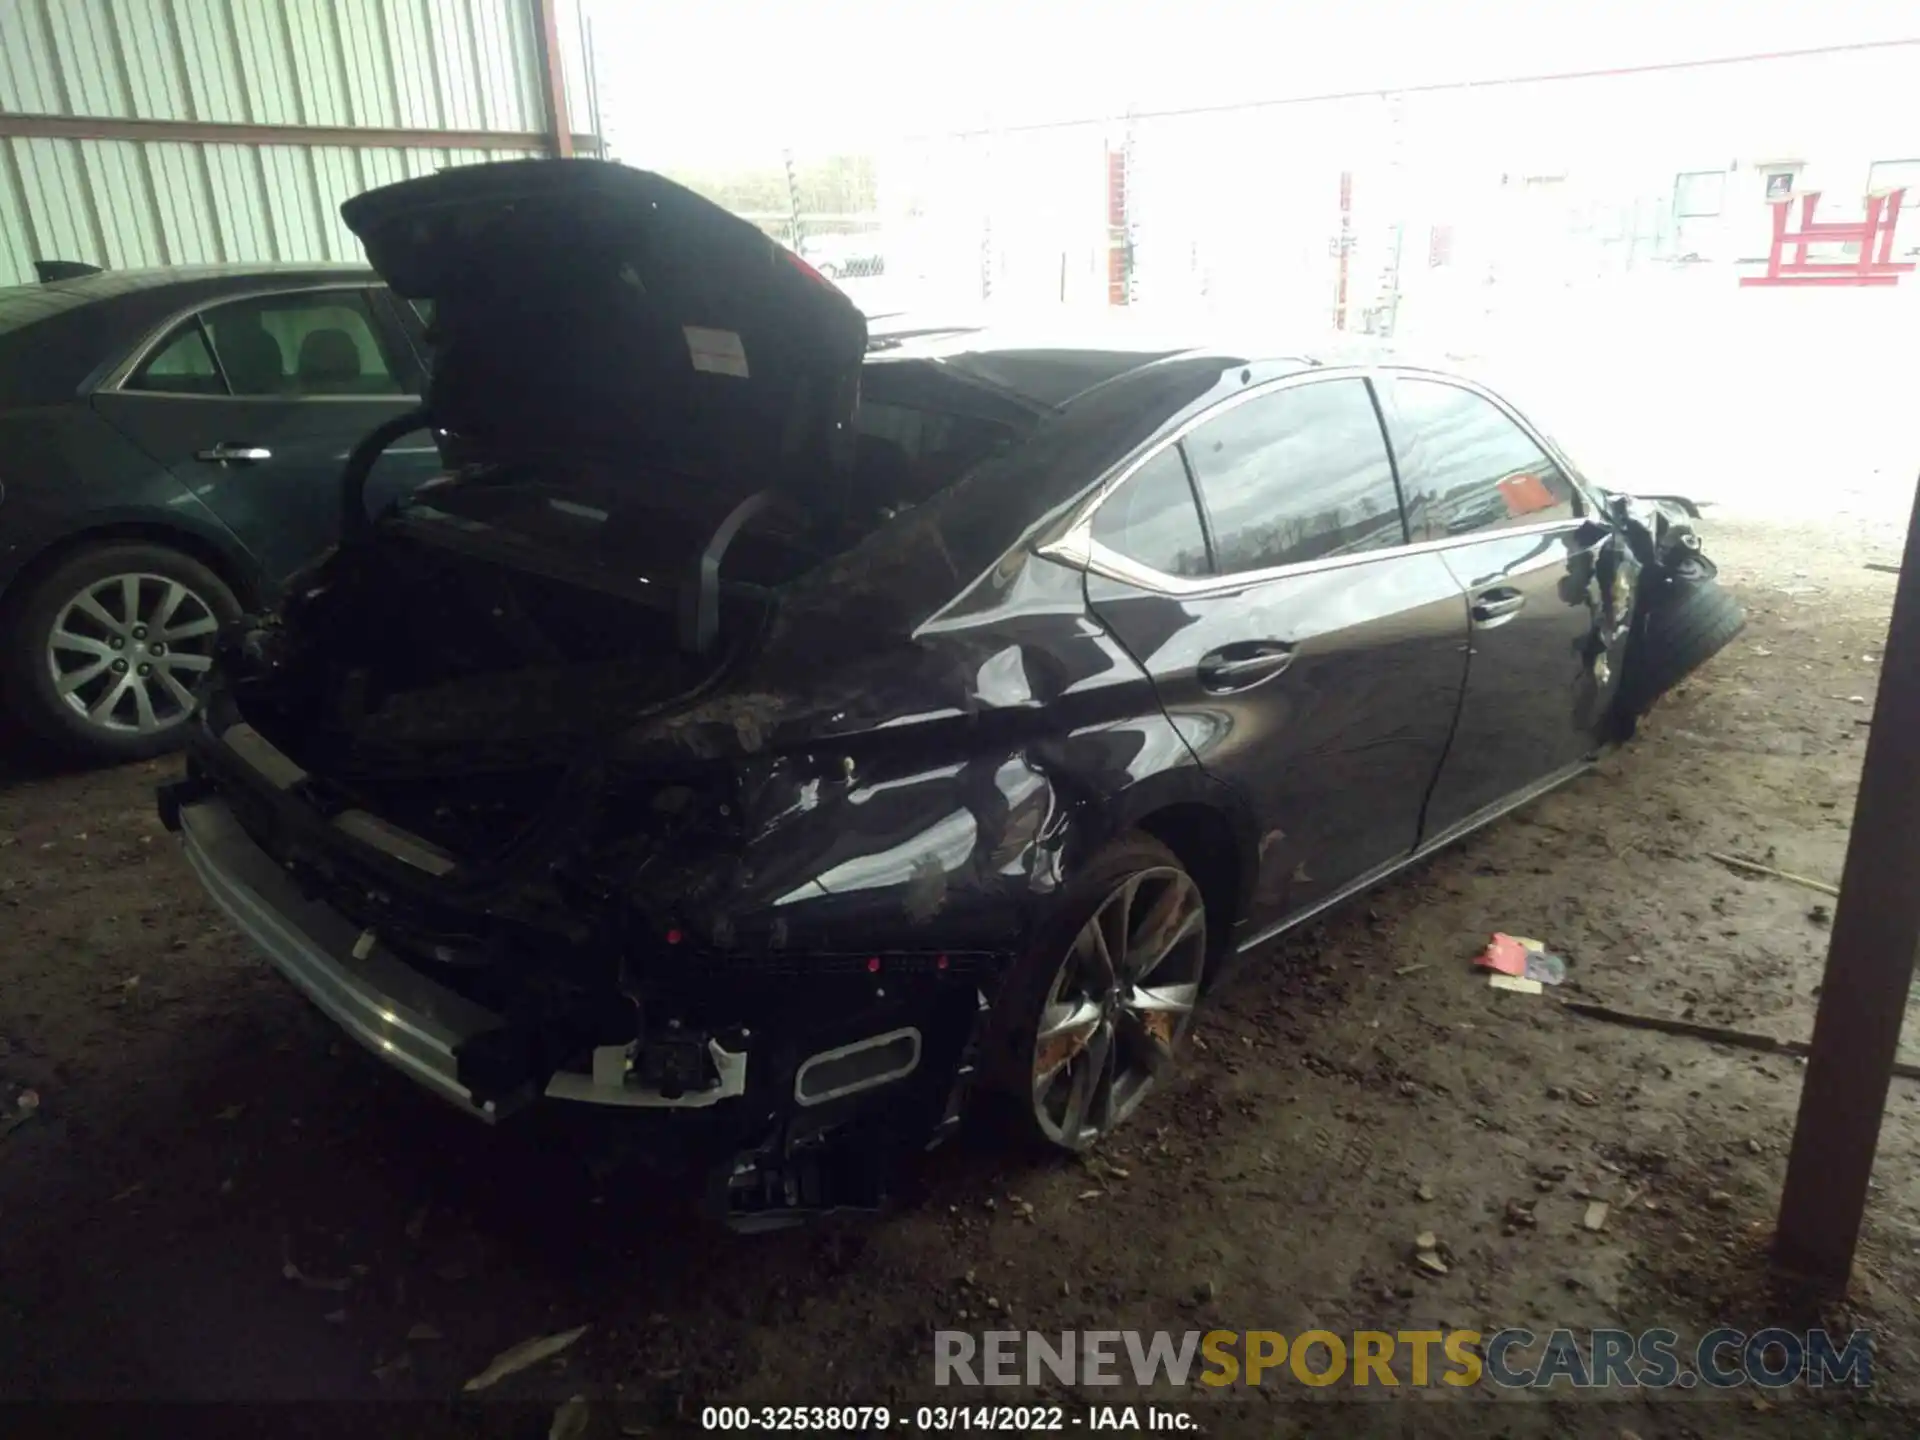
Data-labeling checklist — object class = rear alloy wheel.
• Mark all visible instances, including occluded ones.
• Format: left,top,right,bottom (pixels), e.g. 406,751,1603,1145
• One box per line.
1018,846,1208,1152
7,543,239,763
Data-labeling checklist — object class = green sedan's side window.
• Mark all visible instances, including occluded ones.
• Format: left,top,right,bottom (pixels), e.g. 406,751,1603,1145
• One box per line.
126,322,223,395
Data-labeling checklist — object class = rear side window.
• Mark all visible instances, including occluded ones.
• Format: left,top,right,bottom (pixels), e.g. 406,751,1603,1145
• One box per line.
125,289,412,399
126,322,222,395
1387,378,1576,540
1181,378,1405,575
203,290,406,397
1091,448,1211,577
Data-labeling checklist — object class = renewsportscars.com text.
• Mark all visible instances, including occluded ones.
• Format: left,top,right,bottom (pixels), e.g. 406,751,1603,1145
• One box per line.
934,1327,1873,1390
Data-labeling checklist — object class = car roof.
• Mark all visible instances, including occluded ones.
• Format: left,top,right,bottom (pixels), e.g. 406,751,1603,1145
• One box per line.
0,262,376,330
863,311,1457,409
0,263,377,337
0,263,381,407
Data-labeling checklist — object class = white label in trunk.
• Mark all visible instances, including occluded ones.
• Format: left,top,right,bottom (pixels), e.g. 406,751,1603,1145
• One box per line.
683,326,749,377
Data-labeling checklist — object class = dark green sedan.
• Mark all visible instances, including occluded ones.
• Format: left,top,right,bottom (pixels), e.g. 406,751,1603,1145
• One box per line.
0,263,440,761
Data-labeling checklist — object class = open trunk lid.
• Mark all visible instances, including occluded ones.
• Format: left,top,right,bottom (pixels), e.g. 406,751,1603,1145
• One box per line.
340,159,867,509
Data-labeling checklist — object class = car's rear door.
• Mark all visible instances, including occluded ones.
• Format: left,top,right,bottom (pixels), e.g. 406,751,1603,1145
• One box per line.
90,285,436,587
1080,371,1471,942
1374,370,1623,842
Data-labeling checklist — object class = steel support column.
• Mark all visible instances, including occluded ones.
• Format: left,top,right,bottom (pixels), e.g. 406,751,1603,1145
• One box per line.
1775,472,1920,1287
532,0,575,158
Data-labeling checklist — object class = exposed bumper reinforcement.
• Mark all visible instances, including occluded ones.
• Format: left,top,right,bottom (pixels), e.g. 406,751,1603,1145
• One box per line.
175,797,510,1118
176,795,758,1119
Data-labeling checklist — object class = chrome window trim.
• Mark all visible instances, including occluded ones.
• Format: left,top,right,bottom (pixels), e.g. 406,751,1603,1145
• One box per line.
1079,518,1590,598
1038,363,1598,598
101,280,415,402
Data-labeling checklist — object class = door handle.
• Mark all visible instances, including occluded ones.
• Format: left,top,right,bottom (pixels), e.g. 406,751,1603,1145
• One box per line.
1471,588,1526,625
1197,642,1296,693
195,443,272,463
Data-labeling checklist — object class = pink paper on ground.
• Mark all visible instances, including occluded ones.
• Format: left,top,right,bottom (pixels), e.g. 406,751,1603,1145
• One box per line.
1474,932,1533,976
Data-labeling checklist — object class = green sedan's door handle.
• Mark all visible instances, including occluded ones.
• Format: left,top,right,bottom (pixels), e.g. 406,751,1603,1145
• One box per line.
196,443,272,463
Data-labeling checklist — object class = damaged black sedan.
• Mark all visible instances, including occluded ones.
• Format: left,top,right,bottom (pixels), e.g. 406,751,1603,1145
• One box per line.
159,161,1742,1226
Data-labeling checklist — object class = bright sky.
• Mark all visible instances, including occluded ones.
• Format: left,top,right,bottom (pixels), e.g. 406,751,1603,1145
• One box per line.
591,0,1918,165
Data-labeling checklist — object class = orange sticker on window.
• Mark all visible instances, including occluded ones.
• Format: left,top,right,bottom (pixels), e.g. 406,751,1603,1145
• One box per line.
1497,472,1555,516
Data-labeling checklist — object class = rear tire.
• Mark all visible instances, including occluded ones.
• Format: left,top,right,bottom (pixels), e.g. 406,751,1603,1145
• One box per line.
1616,573,1746,723
4,542,240,764
983,832,1208,1154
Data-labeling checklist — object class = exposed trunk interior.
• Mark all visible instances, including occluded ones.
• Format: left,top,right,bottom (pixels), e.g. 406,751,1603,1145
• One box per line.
227,473,818,857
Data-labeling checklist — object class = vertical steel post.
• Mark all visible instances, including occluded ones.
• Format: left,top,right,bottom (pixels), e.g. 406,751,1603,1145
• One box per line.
532,0,573,157
1775,474,1920,1287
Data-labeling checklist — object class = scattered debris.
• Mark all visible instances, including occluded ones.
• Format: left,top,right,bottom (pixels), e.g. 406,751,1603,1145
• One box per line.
1809,904,1831,926
406,1322,444,1342
1583,1202,1610,1232
549,1396,592,1440
1707,851,1839,897
324,1309,348,1324
463,1325,589,1392
281,1261,351,1292
1865,562,1902,575
1411,1229,1448,1275
0,1088,40,1142
1561,1000,1920,1081
1475,933,1567,984
1394,962,1430,977
215,1103,245,1122
1415,1183,1435,1202
1488,974,1544,996
372,1352,413,1383
1076,1189,1103,1202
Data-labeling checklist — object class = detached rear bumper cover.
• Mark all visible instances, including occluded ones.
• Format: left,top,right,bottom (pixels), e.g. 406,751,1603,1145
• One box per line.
174,796,754,1119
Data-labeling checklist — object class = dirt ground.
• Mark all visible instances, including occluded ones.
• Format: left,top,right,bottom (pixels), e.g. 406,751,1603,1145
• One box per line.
4,505,1920,1438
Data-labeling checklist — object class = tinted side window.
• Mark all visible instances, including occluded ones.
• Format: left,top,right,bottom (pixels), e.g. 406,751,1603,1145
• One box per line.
200,290,408,397
1181,378,1404,575
1388,379,1576,540
1091,448,1211,578
127,322,223,395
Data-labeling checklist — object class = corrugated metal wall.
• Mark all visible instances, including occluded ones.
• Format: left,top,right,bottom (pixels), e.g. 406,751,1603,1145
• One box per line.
0,0,591,285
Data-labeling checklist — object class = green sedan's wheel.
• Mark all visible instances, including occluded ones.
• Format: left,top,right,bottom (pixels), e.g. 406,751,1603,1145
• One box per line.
7,542,239,763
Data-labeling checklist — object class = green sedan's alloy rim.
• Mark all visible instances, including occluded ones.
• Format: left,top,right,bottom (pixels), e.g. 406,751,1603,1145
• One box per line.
46,572,219,734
